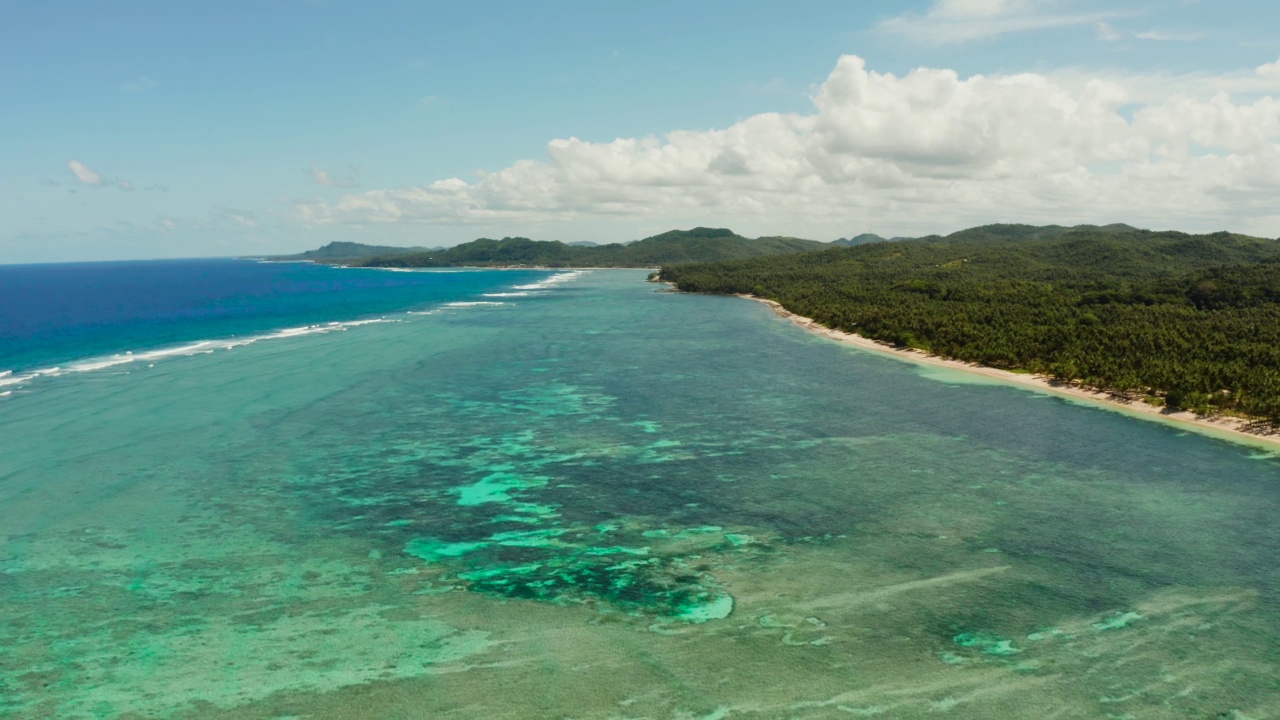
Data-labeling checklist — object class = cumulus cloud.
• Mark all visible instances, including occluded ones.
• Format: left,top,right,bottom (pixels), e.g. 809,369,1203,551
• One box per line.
295,55,1280,239
308,163,359,188
878,0,1117,44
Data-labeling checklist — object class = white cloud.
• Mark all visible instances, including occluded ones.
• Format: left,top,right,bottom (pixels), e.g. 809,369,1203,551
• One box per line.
66,160,140,192
1135,28,1202,41
230,213,258,228
308,163,359,188
1096,22,1122,41
155,209,261,236
68,160,105,186
295,55,1280,240
213,207,260,228
1049,61,1280,105
878,0,1118,44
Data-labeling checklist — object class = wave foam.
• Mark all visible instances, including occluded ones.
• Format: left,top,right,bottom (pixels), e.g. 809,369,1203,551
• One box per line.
443,301,509,308
0,318,399,391
0,371,35,389
511,270,589,291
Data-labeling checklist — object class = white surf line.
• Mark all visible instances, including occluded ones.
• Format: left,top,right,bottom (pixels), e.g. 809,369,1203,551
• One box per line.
0,370,38,389
401,269,589,317
511,270,590,291
0,318,400,390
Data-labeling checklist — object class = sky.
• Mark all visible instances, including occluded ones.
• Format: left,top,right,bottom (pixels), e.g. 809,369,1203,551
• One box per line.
3,0,1280,263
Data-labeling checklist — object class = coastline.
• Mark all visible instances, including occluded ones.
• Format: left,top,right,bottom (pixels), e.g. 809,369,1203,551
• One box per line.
255,258,658,272
737,294,1280,452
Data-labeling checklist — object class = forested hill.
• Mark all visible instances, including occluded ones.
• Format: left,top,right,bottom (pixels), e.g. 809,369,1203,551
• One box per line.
659,224,1280,427
334,228,825,268
270,241,435,261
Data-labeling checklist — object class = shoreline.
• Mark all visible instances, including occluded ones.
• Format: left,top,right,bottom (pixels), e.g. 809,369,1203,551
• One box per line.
737,294,1280,452
256,259,657,271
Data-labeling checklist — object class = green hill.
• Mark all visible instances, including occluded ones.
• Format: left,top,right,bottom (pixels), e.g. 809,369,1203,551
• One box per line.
267,241,435,261
350,228,825,268
831,233,888,246
659,223,1280,427
831,233,917,246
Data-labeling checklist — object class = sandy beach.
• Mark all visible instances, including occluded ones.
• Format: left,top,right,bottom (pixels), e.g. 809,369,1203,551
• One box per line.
738,294,1280,452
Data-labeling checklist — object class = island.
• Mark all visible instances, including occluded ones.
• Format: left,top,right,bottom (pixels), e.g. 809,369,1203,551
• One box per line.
266,227,829,268
658,223,1280,437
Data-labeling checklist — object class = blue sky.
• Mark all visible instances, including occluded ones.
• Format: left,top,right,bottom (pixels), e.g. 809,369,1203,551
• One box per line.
3,0,1279,262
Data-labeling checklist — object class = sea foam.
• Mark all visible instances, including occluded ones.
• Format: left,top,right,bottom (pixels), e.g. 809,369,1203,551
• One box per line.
0,370,35,389
511,271,588,291
0,318,398,390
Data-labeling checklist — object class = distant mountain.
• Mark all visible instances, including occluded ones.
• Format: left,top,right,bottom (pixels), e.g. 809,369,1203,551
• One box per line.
567,241,600,247
829,226,1149,247
831,233,918,246
603,228,824,266
267,241,433,261
345,227,826,268
832,233,888,247
927,223,1146,245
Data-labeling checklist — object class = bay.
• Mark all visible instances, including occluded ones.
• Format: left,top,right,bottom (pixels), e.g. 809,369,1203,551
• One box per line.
1,267,1276,718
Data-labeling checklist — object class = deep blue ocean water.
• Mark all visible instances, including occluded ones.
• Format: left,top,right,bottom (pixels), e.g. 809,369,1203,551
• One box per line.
0,259,545,378
1,264,1277,718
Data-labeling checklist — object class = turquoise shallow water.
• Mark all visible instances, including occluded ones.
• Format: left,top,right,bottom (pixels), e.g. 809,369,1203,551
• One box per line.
1,269,1277,718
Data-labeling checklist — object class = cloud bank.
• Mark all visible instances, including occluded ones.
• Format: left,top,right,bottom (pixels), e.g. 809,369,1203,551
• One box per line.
297,55,1280,239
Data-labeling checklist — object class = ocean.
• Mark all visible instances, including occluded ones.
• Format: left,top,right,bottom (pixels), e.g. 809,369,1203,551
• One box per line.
0,259,551,381
1,261,1277,718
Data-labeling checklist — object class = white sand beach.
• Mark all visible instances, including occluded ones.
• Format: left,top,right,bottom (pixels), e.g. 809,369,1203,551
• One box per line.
740,294,1280,452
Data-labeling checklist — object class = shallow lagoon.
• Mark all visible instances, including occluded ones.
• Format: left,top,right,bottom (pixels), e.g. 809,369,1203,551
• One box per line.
1,269,1277,718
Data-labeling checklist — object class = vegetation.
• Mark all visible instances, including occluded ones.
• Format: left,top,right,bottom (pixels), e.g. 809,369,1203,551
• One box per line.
659,224,1280,428
350,227,826,268
831,233,913,246
270,241,435,261
269,228,827,268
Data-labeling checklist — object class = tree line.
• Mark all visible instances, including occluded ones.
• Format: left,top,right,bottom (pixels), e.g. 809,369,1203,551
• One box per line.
659,224,1280,428
353,228,826,268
